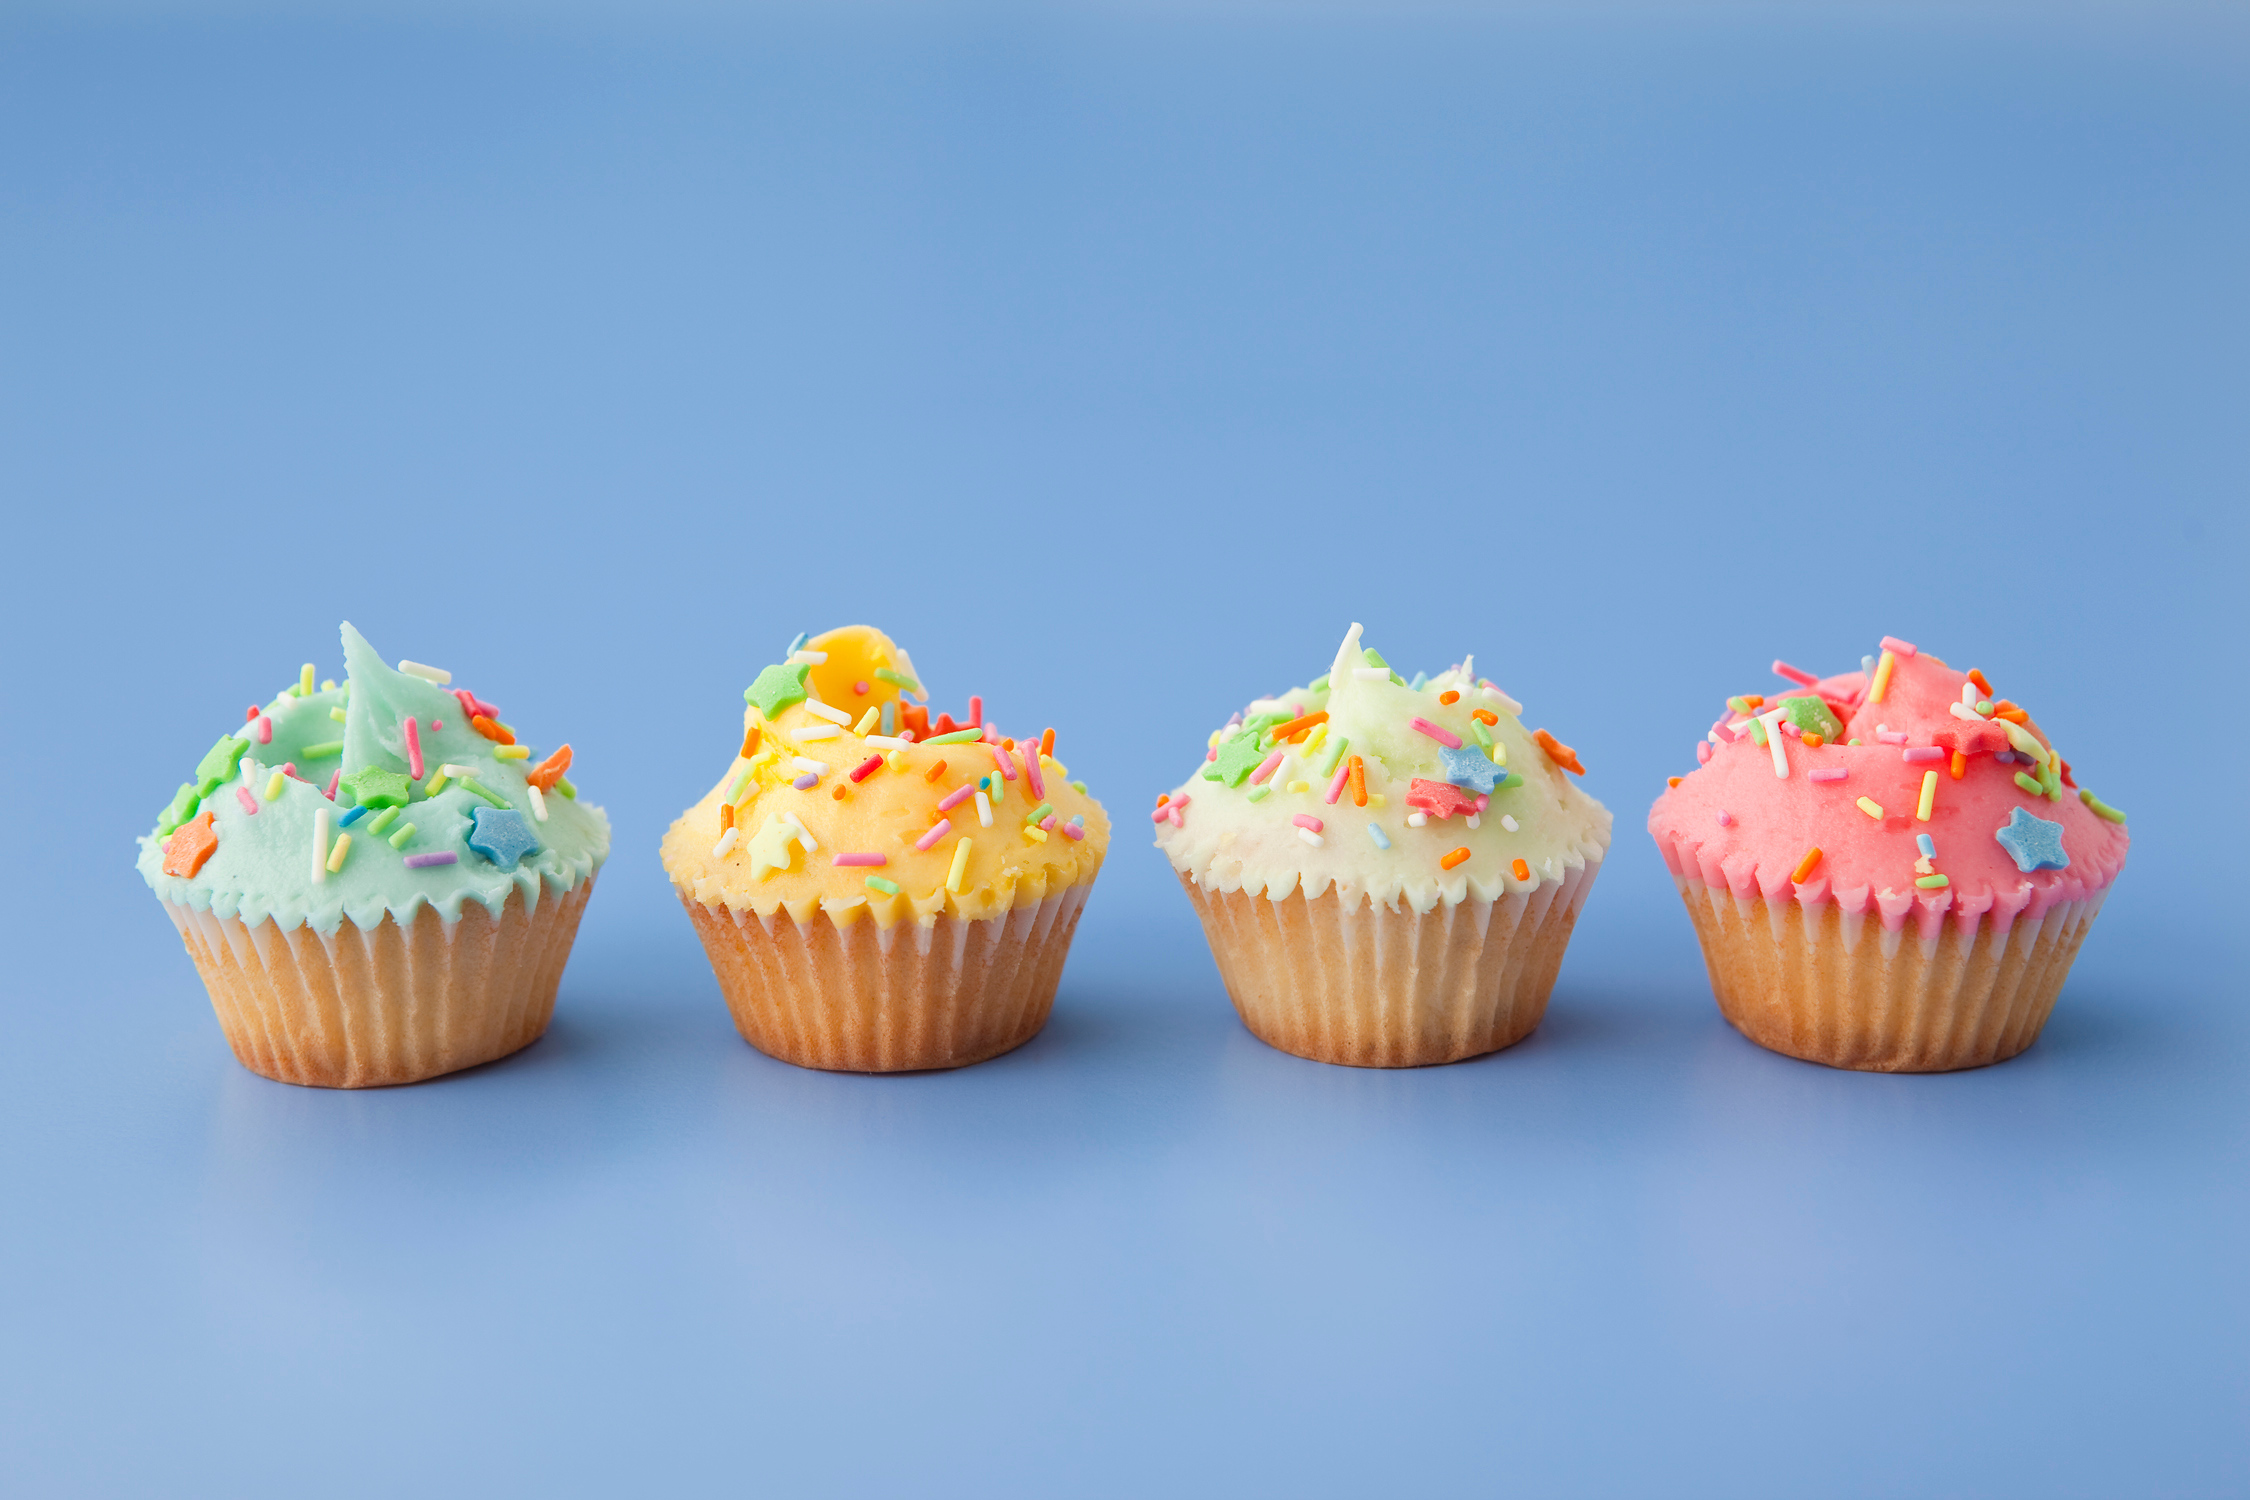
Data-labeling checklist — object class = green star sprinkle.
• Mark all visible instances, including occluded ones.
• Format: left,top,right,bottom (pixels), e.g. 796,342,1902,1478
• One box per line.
342,766,413,808
193,735,249,796
1778,695,1843,739
1211,731,1269,787
743,661,812,719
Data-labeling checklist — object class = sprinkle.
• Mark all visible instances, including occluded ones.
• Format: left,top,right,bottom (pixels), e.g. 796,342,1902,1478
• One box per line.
527,784,547,822
781,810,818,852
915,819,951,852
2014,771,2045,796
493,745,530,761
1879,636,1918,658
789,650,829,666
1534,729,1587,776
470,714,514,746
1470,709,1497,727
874,666,921,693
1297,827,1325,847
792,723,842,743
1727,695,1765,714
802,699,851,727
834,852,887,867
403,851,456,869
1348,755,1367,808
1321,763,1351,804
363,807,398,838
395,716,422,781
1915,874,1950,890
1352,667,1391,682
1023,802,1055,829
1790,847,1823,883
1950,751,1968,780
259,770,283,802
1367,823,1391,849
1286,780,1311,793
946,837,973,892
1441,847,1471,871
1511,857,1531,881
398,660,452,685
301,740,342,759
1293,814,1324,833
526,745,573,790
1410,717,1463,749
457,777,511,810
1313,733,1351,779
1754,711,1788,778
1716,810,1732,827
326,832,353,873
1894,747,1941,767
1808,767,1848,783
1407,812,1427,827
253,715,272,744
1869,650,1896,703
848,754,885,784
1020,748,1046,800
790,757,830,776
976,790,993,827
924,728,983,746
311,806,332,881
1667,776,1682,788
440,762,478,779
1063,818,1085,840
387,821,417,850
1916,770,1938,821
1438,690,1459,705
937,783,976,812
323,771,338,801
922,760,949,785
1249,751,1285,786
555,777,576,799
1024,825,1048,843
1772,660,1819,688
330,707,346,722
865,875,901,895
1856,797,1885,820
1270,710,1329,742
853,707,881,736
712,826,740,858
792,773,819,790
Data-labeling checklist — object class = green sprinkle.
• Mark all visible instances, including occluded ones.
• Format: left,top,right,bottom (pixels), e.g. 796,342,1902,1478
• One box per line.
301,740,343,759
1201,764,1224,782
1748,717,1769,745
342,766,412,809
1914,873,1951,889
729,769,755,800
1313,733,1350,779
2013,771,2045,797
1246,784,1272,802
1362,647,1388,668
864,875,901,896
1501,772,1525,790
925,728,984,745
1727,695,1756,714
1779,695,1843,740
366,806,401,836
2080,789,2127,824
388,821,417,850
193,734,249,797
1024,801,1054,825
1470,719,1493,751
458,777,511,810
1308,674,1331,693
554,776,576,799
329,706,347,722
1390,671,1407,687
1069,780,1087,794
1848,738,1863,746
873,667,921,692
1211,731,1268,787
158,782,200,835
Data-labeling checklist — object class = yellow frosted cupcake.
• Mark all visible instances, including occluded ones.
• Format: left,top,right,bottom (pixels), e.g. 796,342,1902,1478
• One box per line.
662,626,1110,1071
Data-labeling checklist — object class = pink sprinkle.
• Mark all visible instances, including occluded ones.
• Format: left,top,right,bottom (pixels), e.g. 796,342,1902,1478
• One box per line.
1151,804,1173,823
1880,636,1919,658
1062,820,1085,841
1772,660,1819,688
914,819,951,852
253,715,272,745
849,754,885,783
452,687,499,720
1293,814,1324,833
1780,720,1803,739
431,720,443,730
1696,741,1713,765
853,680,870,695
1877,730,1909,745
969,695,983,728
1713,720,1739,743
234,785,258,815
1475,794,1490,812
1206,747,1218,762
323,771,339,800
1249,751,1285,785
1040,816,1057,832
1019,748,1045,800
1409,717,1463,749
991,745,1017,780
832,852,887,867
403,716,423,780
938,784,976,812
1808,768,1849,783
1902,746,1945,763
281,762,299,779
1324,764,1350,804
1716,809,1733,827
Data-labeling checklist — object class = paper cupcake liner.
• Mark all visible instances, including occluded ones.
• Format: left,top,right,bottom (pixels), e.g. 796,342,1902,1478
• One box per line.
680,879,1093,1072
162,880,594,1088
1673,876,2105,1072
1177,860,1600,1068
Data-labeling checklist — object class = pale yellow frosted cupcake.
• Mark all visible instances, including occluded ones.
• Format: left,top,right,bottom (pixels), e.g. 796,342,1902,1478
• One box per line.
661,626,1109,1072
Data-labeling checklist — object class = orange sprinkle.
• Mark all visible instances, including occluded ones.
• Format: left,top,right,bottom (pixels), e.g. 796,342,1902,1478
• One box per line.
1967,668,1994,696
924,759,947,783
1001,737,1015,751
1348,755,1367,808
1157,794,1170,807
1533,728,1585,775
1667,776,1683,788
1269,710,1329,743
1802,733,1823,748
1041,727,1056,758
831,784,848,800
1439,690,1460,706
470,714,514,746
1950,751,1968,780
526,744,573,791
1471,708,1497,725
1739,694,1765,710
162,810,219,878
1992,700,2028,724
741,725,761,759
1441,847,1471,871
1511,858,1531,882
718,803,734,832
1790,847,1823,883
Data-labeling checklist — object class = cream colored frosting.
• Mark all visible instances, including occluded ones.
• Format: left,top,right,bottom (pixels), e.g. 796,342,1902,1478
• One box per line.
1154,624,1611,912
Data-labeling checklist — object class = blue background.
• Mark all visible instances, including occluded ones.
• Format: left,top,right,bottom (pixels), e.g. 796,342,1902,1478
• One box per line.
3,5,2246,1494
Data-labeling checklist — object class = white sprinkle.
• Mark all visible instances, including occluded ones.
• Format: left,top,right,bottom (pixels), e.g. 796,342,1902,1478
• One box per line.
803,700,851,725
1484,684,1525,715
792,723,842,741
397,659,452,685
782,810,817,852
711,826,740,858
1297,827,1325,847
1465,813,1480,829
788,650,829,665
791,756,829,775
1351,667,1392,682
1961,681,1979,707
1407,811,1428,828
975,790,993,828
1501,814,1519,833
1757,708,1789,778
527,784,548,822
862,734,911,749
311,806,331,882
440,762,478,779
1947,701,1982,722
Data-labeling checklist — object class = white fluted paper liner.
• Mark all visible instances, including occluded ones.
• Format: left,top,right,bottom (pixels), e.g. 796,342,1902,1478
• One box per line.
1674,875,2105,1072
163,879,595,1088
1178,858,1600,1068
680,880,1093,1072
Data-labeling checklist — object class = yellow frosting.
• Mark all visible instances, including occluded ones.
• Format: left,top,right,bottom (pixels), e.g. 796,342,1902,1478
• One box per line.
661,626,1110,928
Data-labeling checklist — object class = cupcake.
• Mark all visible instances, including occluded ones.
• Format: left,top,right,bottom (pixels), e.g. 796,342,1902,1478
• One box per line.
138,624,609,1087
1648,635,2130,1072
662,626,1109,1072
1154,623,1612,1068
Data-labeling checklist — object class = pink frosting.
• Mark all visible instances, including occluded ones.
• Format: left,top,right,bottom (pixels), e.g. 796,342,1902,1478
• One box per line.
1648,646,2129,937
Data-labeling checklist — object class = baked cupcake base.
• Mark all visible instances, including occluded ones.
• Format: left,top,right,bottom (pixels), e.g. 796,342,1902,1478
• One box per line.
1178,860,1599,1068
1675,877,2103,1072
680,881,1091,1072
164,880,594,1088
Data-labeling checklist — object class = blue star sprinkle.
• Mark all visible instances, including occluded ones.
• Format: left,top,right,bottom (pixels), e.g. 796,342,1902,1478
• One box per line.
1994,805,2069,873
466,806,541,870
1438,742,1504,796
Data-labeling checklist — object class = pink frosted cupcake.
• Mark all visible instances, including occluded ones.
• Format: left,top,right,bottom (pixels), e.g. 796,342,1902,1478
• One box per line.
1648,636,2129,1072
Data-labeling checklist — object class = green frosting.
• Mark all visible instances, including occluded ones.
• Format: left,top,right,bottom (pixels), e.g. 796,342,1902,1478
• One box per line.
137,623,609,934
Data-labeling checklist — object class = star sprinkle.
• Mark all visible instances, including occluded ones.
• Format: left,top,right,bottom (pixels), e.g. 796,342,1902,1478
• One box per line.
1994,805,2070,873
746,814,800,880
1211,730,1269,788
162,809,219,877
1778,694,1843,740
466,806,540,870
743,661,812,720
342,766,413,809
193,734,249,795
1405,778,1479,820
1438,742,1504,795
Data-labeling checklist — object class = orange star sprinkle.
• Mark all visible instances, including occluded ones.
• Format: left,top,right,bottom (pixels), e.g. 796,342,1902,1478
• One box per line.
163,810,219,878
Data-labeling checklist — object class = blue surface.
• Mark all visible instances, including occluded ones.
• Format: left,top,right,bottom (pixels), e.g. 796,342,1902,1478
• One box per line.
4,8,2247,1495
